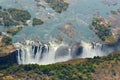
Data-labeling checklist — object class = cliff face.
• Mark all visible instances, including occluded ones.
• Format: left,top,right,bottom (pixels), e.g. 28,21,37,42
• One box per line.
0,51,120,80
0,50,18,65
0,38,120,66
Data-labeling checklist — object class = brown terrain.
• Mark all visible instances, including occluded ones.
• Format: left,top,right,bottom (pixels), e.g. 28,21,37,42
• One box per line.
63,0,70,3
91,57,120,80
0,36,15,57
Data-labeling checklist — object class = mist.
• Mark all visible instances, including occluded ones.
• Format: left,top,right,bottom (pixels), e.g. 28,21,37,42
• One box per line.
13,39,120,65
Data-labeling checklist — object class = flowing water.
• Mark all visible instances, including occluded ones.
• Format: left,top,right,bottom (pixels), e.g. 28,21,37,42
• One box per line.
1,0,120,64
14,39,120,65
1,0,120,42
14,40,104,65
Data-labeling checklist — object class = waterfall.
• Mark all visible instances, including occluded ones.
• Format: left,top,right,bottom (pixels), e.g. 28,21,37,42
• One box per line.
80,41,104,58
14,40,115,65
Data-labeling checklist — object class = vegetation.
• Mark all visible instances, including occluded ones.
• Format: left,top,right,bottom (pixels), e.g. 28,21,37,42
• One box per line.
32,18,44,26
0,8,32,26
0,51,120,80
0,7,45,27
117,8,120,13
0,35,15,56
111,10,118,15
5,27,22,36
0,6,2,10
111,8,120,15
44,0,69,13
8,8,31,24
0,35,15,57
0,32,2,35
2,36,12,45
0,11,19,26
90,16,114,42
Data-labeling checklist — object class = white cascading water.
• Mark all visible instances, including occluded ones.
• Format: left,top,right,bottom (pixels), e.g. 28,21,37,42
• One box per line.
14,40,70,65
14,40,107,65
80,41,104,58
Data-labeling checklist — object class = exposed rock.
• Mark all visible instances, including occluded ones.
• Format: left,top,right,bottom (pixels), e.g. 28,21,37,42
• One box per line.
0,35,16,57
0,50,18,65
70,42,83,58
55,41,83,59
55,46,69,59
109,13,120,40
63,0,70,3
58,23,76,38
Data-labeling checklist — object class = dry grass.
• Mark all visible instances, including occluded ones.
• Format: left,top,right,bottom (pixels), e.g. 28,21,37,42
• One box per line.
63,0,70,3
0,45,15,56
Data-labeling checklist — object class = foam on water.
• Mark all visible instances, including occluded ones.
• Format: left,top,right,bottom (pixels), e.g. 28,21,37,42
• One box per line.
14,40,108,65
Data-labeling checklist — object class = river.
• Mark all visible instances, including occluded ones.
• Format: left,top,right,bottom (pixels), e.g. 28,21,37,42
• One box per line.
0,0,120,43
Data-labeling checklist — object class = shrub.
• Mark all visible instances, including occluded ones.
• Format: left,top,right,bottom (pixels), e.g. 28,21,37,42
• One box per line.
2,36,12,45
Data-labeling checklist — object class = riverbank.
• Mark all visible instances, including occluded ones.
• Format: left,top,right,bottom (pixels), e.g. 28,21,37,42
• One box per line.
0,50,120,80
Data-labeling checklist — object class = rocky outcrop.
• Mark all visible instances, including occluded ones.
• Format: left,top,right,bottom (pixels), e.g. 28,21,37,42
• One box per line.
101,38,120,53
